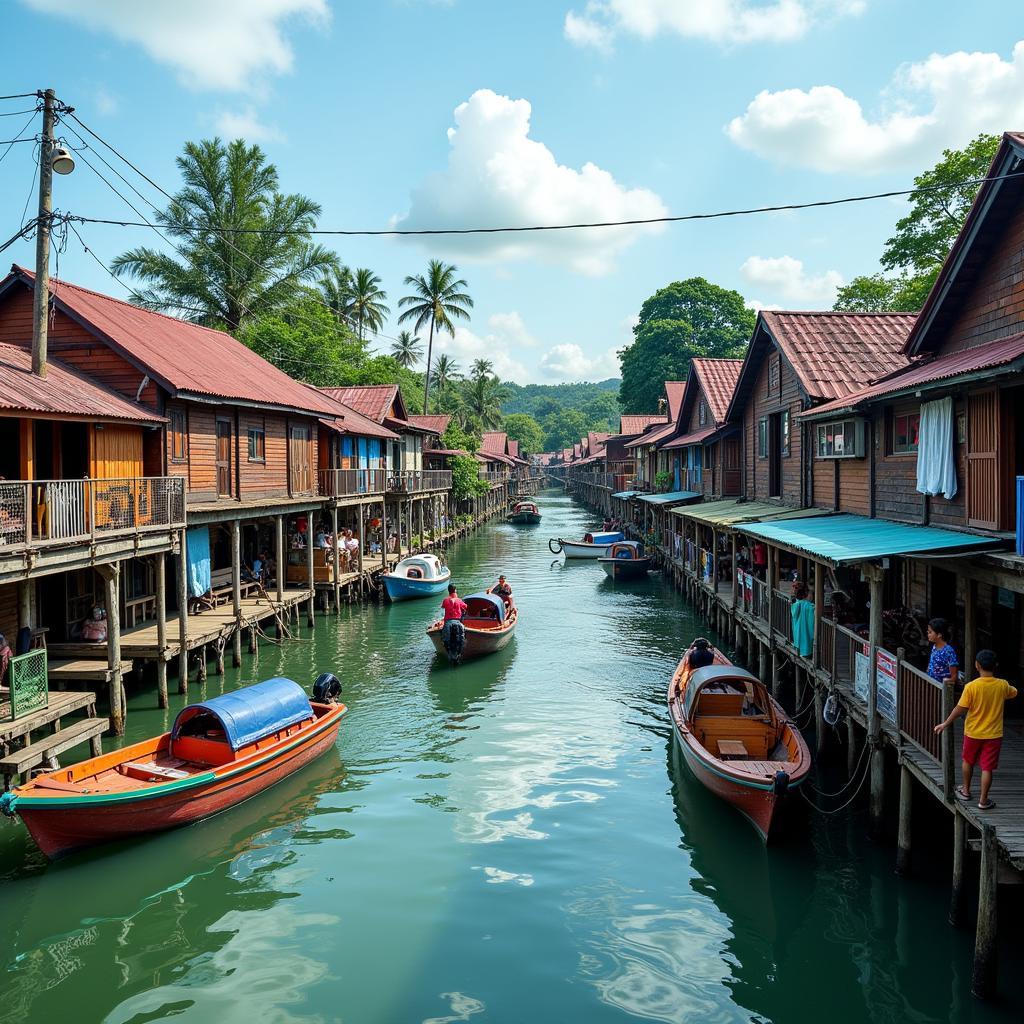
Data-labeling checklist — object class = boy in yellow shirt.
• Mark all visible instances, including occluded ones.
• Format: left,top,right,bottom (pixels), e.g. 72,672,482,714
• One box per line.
935,650,1018,810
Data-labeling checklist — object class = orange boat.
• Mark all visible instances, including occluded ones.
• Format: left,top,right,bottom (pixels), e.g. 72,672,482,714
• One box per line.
427,592,517,663
667,643,810,840
0,675,346,859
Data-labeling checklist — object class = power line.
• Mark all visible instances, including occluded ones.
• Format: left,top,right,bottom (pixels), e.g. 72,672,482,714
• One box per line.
0,110,38,168
0,92,40,101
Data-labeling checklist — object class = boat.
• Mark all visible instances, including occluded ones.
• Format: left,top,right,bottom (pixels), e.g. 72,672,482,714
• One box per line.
667,643,810,840
507,500,542,525
381,554,452,601
427,592,517,663
0,675,347,859
548,530,624,558
598,540,651,580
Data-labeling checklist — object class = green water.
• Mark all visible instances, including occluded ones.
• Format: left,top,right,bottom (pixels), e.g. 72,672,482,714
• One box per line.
1,490,1021,1023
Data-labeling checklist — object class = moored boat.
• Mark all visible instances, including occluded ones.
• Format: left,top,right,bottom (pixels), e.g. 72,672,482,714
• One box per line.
598,540,651,580
548,530,624,559
0,675,347,859
667,643,810,840
427,592,517,663
507,501,542,525
381,554,452,601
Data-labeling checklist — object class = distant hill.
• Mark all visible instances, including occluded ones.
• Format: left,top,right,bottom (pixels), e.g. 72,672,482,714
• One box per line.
501,379,620,417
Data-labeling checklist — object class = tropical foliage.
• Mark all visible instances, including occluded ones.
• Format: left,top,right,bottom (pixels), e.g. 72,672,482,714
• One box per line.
391,330,423,369
502,413,545,456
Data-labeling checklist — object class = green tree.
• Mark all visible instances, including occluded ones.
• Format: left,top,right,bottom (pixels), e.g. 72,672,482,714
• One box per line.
319,265,355,325
465,373,507,431
430,353,461,403
619,278,753,413
112,138,336,330
398,260,473,414
834,133,1000,313
449,453,491,501
542,408,589,452
347,268,390,342
503,413,545,455
581,391,619,431
471,358,493,382
391,329,423,369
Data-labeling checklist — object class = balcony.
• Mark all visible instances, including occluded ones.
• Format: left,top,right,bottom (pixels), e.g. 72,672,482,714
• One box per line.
318,468,388,498
478,470,508,486
387,470,453,494
0,477,186,581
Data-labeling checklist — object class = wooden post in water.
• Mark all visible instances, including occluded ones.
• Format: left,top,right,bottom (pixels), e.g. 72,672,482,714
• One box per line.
972,823,998,1000
896,763,913,876
197,644,207,682
306,516,315,627
100,563,124,735
941,679,956,803
176,528,189,694
865,563,885,841
814,686,826,756
231,519,242,667
730,533,738,611
155,552,168,708
275,515,285,603
949,810,967,926
381,497,389,573
331,504,341,611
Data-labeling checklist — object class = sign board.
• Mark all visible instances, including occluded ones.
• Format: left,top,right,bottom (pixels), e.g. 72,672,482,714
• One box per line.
876,648,898,725
854,645,870,702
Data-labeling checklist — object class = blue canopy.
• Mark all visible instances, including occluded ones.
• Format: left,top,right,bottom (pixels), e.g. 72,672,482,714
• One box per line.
612,491,637,499
172,677,313,751
585,531,625,545
464,592,507,621
637,490,701,506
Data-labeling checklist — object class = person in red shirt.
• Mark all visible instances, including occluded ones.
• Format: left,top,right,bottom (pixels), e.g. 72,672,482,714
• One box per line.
441,584,467,657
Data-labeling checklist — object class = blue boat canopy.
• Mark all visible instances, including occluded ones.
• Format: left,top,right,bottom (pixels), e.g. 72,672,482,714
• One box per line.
638,490,701,506
609,540,644,559
172,677,314,751
584,531,625,544
739,512,1004,566
464,592,507,621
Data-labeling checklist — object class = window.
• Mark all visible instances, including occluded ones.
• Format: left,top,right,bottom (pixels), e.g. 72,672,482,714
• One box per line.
892,410,920,454
247,421,266,462
758,417,768,458
170,409,187,462
703,444,714,470
816,419,864,458
781,410,791,456
767,354,780,396
698,398,707,426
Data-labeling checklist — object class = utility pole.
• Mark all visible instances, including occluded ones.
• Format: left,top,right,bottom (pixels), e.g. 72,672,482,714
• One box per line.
31,88,56,379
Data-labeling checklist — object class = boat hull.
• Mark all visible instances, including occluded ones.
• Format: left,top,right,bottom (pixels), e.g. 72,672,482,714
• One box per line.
14,707,345,859
382,569,451,601
598,557,651,580
507,512,541,525
428,616,517,662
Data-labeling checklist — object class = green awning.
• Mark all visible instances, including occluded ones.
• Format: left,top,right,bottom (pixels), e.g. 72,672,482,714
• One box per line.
671,499,825,527
638,490,702,506
740,513,1004,566
612,490,638,499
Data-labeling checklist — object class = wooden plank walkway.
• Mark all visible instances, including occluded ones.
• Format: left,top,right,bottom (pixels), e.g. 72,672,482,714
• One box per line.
49,658,133,683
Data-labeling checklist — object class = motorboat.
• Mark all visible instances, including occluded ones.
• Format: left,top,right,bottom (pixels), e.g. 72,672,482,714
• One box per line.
548,530,624,559
381,554,451,601
507,501,541,525
598,540,651,580
427,592,517,663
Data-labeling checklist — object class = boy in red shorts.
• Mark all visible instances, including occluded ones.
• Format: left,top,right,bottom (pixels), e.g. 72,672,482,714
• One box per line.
935,649,1018,810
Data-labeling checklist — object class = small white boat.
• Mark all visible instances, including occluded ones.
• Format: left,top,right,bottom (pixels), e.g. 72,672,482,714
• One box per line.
548,531,624,559
381,554,452,601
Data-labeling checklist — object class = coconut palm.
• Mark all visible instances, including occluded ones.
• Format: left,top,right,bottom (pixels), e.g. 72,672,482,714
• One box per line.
391,330,423,369
112,137,337,330
430,353,461,401
347,268,390,342
320,265,354,323
471,358,494,382
466,374,506,430
398,260,473,413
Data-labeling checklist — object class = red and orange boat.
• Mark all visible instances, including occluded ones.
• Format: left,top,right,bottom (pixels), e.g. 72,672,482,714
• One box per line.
0,675,346,859
667,643,810,840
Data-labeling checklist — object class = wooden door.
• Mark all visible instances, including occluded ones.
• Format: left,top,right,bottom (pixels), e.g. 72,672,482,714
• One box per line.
768,414,782,498
723,437,741,496
966,390,998,529
289,423,312,495
216,418,233,497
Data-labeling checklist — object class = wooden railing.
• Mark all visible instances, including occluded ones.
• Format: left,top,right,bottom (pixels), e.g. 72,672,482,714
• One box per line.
478,470,508,485
771,588,790,641
898,659,943,760
750,577,769,625
318,468,387,497
817,616,836,674
388,470,452,493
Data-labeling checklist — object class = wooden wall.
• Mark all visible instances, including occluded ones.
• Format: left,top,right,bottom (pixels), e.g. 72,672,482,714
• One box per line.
0,583,18,649
91,425,144,479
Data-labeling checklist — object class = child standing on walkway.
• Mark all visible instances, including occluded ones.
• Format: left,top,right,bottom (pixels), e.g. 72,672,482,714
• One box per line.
934,649,1017,810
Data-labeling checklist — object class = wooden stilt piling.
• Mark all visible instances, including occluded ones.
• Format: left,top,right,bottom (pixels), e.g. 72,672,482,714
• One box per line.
896,764,913,876
971,823,998,1000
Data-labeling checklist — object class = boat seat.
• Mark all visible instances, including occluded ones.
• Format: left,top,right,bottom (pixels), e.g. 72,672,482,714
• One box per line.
119,761,191,782
717,739,749,760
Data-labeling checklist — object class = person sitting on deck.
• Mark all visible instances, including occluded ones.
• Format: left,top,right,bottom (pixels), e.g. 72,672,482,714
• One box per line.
492,575,513,607
81,606,108,642
345,531,360,570
687,637,715,671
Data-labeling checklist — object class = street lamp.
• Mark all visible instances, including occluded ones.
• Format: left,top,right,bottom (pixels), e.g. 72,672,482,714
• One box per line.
51,145,75,175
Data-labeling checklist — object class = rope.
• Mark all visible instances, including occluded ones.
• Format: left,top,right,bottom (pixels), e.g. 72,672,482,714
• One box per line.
802,738,870,799
799,746,872,815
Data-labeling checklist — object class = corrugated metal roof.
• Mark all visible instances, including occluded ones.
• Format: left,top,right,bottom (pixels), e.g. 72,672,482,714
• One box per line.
0,343,164,423
802,331,1024,418
671,499,826,527
760,311,915,402
407,414,451,435
507,439,520,459
8,267,341,416
320,385,398,423
637,489,701,505
662,425,717,450
317,393,400,440
741,513,1003,566
587,430,609,452
691,358,743,423
481,431,508,455
620,414,665,435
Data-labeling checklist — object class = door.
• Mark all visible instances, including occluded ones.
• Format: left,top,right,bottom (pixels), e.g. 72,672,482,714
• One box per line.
288,423,312,495
723,437,741,495
216,418,233,498
966,390,998,529
768,414,782,498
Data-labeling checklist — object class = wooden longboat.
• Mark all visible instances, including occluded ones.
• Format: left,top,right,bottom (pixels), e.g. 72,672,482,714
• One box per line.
0,677,346,859
507,501,542,525
428,592,517,663
667,645,810,840
598,540,651,580
549,531,624,558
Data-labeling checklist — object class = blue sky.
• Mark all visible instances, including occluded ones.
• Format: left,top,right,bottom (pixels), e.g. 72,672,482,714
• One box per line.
3,1,1024,384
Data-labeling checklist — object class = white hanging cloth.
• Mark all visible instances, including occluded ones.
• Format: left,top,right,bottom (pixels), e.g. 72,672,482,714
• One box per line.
916,396,957,500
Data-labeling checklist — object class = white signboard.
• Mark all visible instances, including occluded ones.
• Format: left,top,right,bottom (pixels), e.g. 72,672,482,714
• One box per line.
876,649,899,725
854,645,871,702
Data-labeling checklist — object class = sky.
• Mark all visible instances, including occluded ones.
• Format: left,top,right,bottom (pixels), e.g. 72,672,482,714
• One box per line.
3,1,1024,385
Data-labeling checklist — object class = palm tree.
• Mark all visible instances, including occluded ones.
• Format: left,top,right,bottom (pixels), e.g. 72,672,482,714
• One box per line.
112,137,337,330
398,260,473,413
471,358,494,382
430,353,461,401
467,374,506,430
320,265,354,323
391,330,423,369
346,268,390,342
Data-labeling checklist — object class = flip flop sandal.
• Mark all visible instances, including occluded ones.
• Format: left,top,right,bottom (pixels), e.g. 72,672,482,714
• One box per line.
978,801,996,810
955,787,971,801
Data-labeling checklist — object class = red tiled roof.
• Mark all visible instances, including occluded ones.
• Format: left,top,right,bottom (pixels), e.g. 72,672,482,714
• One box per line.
802,331,1024,418
664,381,686,421
0,343,164,423
320,385,398,424
481,431,509,455
619,414,665,435
626,419,678,448
407,414,451,435
587,431,610,453
317,393,400,441
507,439,520,459
760,311,915,402
6,267,340,416
662,425,717,450
690,358,743,424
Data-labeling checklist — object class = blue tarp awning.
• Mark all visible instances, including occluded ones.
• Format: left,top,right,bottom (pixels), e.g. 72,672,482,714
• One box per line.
464,592,507,621
638,490,701,506
186,526,211,598
171,677,313,750
740,513,1004,566
612,491,638,499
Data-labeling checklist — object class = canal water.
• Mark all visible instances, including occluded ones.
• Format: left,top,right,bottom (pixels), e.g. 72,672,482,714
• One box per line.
1,489,1022,1024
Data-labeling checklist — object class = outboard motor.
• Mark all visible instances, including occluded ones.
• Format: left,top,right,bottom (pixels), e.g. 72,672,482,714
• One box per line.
444,620,466,665
312,672,342,703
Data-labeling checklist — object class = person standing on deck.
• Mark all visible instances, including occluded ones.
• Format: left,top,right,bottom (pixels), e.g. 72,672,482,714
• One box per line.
790,582,815,658
441,584,467,645
935,649,1017,810
926,617,959,686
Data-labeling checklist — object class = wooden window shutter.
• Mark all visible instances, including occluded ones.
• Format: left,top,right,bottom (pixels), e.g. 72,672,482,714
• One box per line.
966,390,999,529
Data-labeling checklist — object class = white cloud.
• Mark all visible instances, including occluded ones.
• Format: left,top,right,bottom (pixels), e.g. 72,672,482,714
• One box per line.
21,0,328,92
740,255,843,307
394,89,666,276
93,86,118,116
486,311,538,348
539,343,620,382
215,106,284,143
727,41,1024,173
434,315,533,384
563,0,864,50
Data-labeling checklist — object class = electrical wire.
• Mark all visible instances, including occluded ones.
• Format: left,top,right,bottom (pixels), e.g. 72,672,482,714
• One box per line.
0,110,38,168
0,92,40,101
